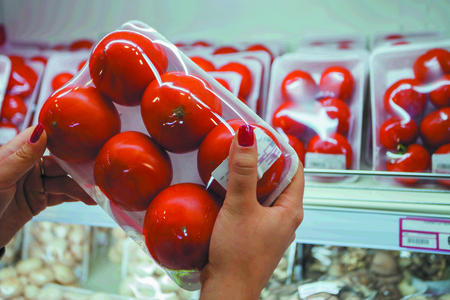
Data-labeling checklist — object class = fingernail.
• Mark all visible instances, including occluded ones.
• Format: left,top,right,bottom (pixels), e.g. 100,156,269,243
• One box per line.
29,123,44,144
238,124,254,147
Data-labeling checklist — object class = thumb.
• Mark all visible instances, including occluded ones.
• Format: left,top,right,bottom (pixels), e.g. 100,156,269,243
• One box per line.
0,124,47,190
224,124,258,213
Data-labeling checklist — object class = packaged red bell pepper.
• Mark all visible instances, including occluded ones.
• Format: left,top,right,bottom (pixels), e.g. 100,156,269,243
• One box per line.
370,39,450,187
266,49,368,182
36,21,298,290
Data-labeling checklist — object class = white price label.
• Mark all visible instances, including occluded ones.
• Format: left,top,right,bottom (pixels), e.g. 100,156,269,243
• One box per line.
211,128,282,190
432,153,450,174
0,127,18,145
305,153,346,169
298,282,339,298
400,218,450,252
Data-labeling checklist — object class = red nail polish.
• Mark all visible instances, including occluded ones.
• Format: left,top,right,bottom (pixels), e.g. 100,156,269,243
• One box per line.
238,124,254,147
29,123,44,143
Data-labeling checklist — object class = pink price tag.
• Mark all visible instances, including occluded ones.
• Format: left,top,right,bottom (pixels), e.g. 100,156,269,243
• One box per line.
400,217,450,252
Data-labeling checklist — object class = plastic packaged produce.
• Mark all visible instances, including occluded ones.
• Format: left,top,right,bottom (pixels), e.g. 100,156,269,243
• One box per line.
32,51,89,126
119,238,199,299
36,20,298,290
370,30,445,50
0,49,45,132
297,34,366,50
370,40,450,186
266,49,368,182
91,227,112,261
22,221,90,283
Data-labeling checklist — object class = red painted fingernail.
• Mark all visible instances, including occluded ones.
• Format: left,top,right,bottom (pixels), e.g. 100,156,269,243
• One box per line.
238,124,254,147
29,123,44,144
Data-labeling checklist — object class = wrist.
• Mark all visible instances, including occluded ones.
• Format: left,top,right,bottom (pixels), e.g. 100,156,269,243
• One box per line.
200,270,262,300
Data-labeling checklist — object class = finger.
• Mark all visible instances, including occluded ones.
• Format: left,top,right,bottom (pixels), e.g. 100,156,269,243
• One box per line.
0,124,47,191
43,156,67,177
43,176,96,205
224,124,258,213
271,165,305,223
46,194,80,207
0,126,40,162
23,164,47,216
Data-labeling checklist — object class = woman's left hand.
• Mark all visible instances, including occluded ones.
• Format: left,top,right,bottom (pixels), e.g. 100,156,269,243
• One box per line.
0,124,96,248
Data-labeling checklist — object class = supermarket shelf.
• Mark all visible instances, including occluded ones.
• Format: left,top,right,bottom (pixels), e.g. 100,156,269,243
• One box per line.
296,206,450,254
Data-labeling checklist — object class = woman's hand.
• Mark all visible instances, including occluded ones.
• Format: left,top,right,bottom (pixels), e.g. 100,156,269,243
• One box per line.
0,124,95,248
200,124,305,300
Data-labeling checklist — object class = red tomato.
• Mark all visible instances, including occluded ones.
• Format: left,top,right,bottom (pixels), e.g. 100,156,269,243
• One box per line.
78,59,87,72
281,70,317,103
89,31,168,106
213,46,239,55
197,119,284,201
272,101,307,137
0,122,19,146
193,41,211,47
143,183,221,270
52,44,67,51
420,107,450,148
318,98,351,135
0,95,27,125
379,117,418,151
385,34,404,40
174,42,186,48
310,42,324,46
319,66,354,101
214,78,231,92
94,131,173,212
383,79,427,118
413,48,450,83
7,61,38,97
430,74,450,107
431,144,450,186
387,144,429,185
392,41,409,46
218,62,252,99
8,56,24,65
30,56,47,65
287,134,305,166
39,86,121,164
246,44,274,62
70,39,94,51
306,133,353,169
141,71,222,153
190,56,215,72
51,73,74,91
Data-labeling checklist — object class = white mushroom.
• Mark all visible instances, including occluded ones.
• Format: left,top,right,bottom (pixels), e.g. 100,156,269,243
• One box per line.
36,286,63,300
29,268,55,287
159,275,179,293
46,239,69,262
51,263,76,285
53,224,71,239
35,230,54,245
60,252,77,268
89,292,111,300
10,297,25,300
0,268,17,281
28,242,46,260
0,277,24,299
24,285,40,300
16,258,44,275
18,277,27,287
69,244,84,262
68,226,85,245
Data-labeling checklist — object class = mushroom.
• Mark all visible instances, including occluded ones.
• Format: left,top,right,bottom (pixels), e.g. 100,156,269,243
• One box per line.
0,268,17,281
370,252,399,277
53,223,71,239
374,285,401,300
29,268,55,286
305,292,338,300
0,277,24,299
46,239,68,262
62,291,88,300
397,271,416,296
51,263,77,285
18,277,27,287
23,285,40,300
36,286,63,300
15,258,44,275
68,226,85,245
69,244,84,262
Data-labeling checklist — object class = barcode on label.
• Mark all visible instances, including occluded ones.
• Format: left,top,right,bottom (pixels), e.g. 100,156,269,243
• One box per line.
437,164,450,170
407,238,429,245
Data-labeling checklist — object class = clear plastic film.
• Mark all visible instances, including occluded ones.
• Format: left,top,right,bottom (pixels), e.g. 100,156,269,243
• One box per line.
370,40,450,187
35,21,298,290
266,49,369,183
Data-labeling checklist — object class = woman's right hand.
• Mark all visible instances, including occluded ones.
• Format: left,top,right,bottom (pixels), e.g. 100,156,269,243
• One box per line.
200,124,305,300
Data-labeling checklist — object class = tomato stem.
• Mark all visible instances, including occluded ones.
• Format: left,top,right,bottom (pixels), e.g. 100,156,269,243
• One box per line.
173,106,185,119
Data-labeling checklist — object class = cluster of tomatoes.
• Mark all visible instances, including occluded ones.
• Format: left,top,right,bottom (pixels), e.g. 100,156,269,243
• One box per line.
38,30,284,271
0,55,39,141
380,48,450,186
272,66,355,169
